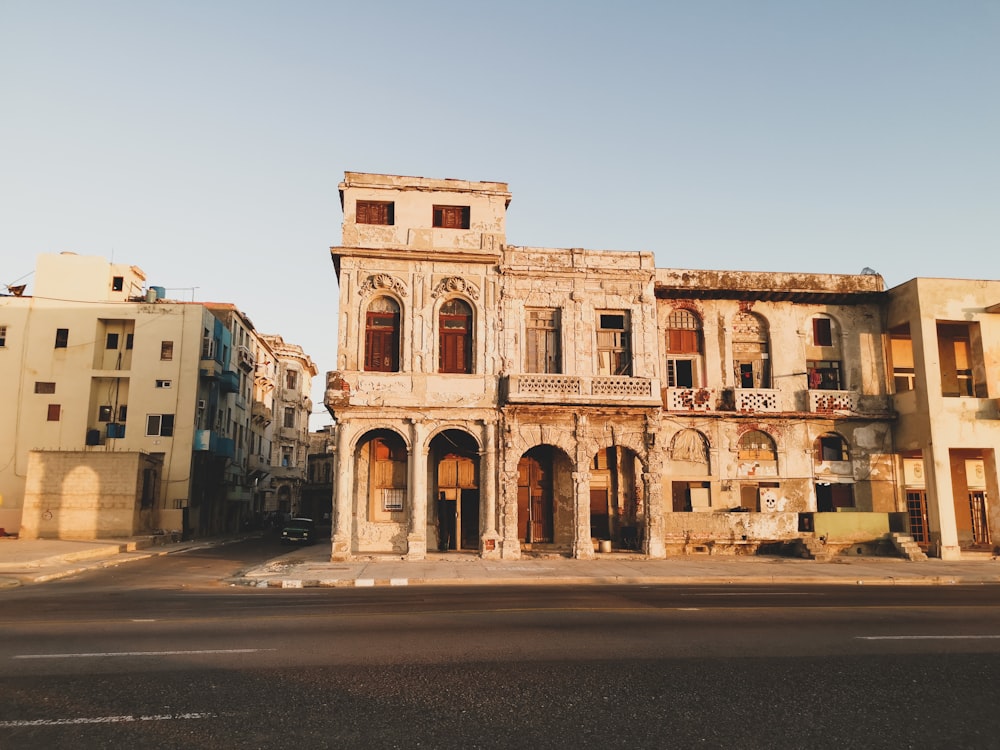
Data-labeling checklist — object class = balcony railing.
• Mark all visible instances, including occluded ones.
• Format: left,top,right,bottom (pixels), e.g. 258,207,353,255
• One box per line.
735,388,780,413
809,389,859,414
664,387,717,412
505,374,659,405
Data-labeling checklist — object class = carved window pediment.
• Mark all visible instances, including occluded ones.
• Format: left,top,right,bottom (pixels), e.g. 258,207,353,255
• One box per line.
432,276,480,301
359,274,408,298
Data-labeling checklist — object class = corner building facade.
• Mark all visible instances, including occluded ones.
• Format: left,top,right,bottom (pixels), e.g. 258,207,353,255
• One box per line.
326,172,996,561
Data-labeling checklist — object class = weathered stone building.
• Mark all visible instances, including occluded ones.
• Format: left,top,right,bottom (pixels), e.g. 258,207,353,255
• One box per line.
326,172,998,561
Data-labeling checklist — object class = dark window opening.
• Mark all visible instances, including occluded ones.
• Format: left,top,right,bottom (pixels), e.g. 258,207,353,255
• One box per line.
815,433,849,462
106,333,119,350
817,483,855,512
439,298,472,374
365,298,401,372
432,205,470,229
813,317,833,347
112,276,124,291
525,308,561,374
597,312,632,376
55,328,69,348
357,200,394,225
146,414,174,437
807,360,842,390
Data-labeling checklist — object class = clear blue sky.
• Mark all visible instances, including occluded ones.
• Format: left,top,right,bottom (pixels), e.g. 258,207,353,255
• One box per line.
2,1,998,426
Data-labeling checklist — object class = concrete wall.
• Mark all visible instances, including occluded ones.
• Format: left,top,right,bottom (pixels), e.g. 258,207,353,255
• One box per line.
20,450,157,539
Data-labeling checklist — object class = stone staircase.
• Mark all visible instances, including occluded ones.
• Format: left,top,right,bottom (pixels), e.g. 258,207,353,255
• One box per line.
889,532,928,561
793,535,833,561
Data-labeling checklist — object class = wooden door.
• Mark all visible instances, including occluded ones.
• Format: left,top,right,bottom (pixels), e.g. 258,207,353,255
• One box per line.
517,455,553,543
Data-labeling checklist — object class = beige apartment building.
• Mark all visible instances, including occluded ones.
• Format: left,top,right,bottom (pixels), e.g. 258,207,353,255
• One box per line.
325,171,999,561
886,279,1000,560
0,252,314,539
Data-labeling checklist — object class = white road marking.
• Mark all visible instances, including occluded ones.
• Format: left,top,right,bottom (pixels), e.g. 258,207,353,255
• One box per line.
856,635,1000,641
684,592,825,596
0,712,215,727
13,648,275,659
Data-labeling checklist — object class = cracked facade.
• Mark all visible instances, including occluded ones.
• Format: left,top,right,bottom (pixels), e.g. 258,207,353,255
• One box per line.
325,172,1000,561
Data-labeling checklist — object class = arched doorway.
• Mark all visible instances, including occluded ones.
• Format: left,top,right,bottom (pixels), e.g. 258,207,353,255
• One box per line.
517,446,555,546
430,429,480,551
590,445,643,550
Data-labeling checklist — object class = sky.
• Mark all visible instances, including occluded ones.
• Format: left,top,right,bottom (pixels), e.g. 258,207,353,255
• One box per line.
2,1,998,428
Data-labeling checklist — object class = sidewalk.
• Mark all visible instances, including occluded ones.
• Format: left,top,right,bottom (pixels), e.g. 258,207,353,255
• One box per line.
3,535,1000,589
0,535,212,588
234,542,1000,589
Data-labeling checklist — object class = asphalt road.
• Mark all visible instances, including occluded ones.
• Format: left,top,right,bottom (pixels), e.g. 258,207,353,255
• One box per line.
2,538,1000,749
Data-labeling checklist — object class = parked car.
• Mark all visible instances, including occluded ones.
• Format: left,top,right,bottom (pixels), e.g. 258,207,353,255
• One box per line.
281,517,316,545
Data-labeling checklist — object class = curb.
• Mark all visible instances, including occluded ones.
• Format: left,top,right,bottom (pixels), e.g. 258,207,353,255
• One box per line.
231,573,980,589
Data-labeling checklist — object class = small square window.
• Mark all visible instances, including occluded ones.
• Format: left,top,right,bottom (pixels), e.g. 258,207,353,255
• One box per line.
155,379,172,388
35,381,56,394
146,414,174,437
119,405,128,422
112,276,124,291
106,332,119,350
47,404,61,421
432,205,470,229
126,333,134,350
356,200,394,225
0,325,7,347
55,328,69,348
160,341,174,360
383,488,405,512
98,405,113,422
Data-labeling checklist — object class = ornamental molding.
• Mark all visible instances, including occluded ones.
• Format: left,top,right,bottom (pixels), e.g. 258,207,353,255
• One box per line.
359,273,408,298
431,276,480,301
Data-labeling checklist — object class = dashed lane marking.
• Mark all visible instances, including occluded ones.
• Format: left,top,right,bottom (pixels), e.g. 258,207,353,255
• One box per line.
13,648,275,659
0,712,216,727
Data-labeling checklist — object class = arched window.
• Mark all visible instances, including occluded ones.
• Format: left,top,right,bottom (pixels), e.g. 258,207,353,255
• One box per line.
364,296,400,372
665,309,702,387
737,430,776,461
670,429,709,465
814,432,849,462
439,298,473,374
732,312,771,388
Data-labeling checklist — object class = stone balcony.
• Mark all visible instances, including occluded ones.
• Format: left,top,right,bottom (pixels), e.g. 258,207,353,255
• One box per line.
504,374,661,406
809,389,860,414
663,387,717,412
735,388,781,413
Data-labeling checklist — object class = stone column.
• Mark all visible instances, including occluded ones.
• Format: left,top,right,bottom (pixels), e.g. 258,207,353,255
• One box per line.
407,419,428,559
481,421,501,559
572,470,595,559
927,443,960,560
499,465,522,560
330,422,354,561
643,469,666,558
